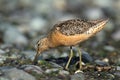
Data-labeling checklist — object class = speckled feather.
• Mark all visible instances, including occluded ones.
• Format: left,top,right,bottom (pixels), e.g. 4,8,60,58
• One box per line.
52,19,105,36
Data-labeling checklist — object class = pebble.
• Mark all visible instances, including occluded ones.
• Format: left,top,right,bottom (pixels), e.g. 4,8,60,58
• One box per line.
106,74,115,79
59,70,70,75
116,66,120,71
1,68,36,80
20,65,43,74
71,72,84,80
29,17,47,32
45,68,59,74
95,60,109,66
103,45,115,52
0,49,5,54
81,50,93,63
3,27,28,47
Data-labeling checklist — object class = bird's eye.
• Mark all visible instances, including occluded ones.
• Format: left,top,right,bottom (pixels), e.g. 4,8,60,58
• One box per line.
37,41,41,47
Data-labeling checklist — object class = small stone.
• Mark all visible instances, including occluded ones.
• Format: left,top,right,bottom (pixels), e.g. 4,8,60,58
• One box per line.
81,51,93,63
59,70,69,75
3,27,28,47
102,58,109,63
104,45,115,52
29,17,47,32
71,72,84,80
45,68,59,74
106,74,115,79
20,65,43,74
0,49,5,54
95,60,109,66
1,68,36,80
116,66,120,71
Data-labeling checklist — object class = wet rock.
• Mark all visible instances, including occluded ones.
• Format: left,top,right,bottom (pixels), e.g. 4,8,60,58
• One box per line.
20,65,43,74
103,45,115,52
81,51,93,63
3,27,28,47
1,68,36,80
71,72,84,80
95,60,109,66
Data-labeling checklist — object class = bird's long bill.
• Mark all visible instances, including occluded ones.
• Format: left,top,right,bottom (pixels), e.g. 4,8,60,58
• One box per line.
33,49,41,64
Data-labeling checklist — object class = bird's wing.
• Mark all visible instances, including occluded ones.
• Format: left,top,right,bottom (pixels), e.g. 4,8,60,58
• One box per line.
53,19,96,36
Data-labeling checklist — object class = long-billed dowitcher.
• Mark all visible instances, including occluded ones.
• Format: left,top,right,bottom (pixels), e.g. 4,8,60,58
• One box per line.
33,18,109,70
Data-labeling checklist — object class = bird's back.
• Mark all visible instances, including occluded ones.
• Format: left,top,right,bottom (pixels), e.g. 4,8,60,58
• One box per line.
52,19,108,36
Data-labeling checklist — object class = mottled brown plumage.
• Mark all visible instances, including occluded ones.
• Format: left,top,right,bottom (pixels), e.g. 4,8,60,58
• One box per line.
52,19,106,36
33,18,109,70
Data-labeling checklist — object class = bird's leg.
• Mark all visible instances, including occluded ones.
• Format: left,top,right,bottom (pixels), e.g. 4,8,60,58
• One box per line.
75,48,83,73
65,46,73,70
78,48,82,70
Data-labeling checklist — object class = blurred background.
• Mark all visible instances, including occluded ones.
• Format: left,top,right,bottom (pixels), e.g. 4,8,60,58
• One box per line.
0,0,120,80
0,0,120,66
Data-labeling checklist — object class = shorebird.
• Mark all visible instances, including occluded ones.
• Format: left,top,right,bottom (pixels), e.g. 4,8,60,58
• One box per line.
33,18,109,70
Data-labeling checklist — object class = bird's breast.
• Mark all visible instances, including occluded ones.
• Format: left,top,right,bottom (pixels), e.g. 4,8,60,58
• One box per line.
49,30,90,47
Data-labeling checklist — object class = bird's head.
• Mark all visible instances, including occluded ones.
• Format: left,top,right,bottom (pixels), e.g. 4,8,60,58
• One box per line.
36,37,49,54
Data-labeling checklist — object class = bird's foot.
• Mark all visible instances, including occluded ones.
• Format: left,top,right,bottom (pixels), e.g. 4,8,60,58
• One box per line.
75,69,83,74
